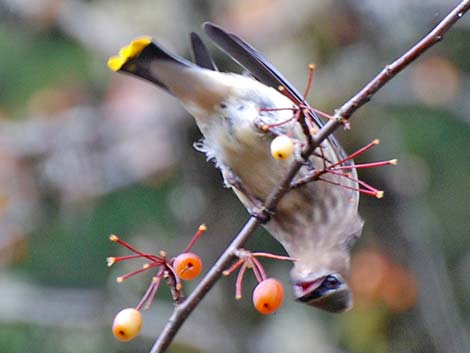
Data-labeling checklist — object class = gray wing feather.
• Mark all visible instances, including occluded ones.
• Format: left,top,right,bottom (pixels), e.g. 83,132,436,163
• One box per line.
203,22,349,163
190,32,218,71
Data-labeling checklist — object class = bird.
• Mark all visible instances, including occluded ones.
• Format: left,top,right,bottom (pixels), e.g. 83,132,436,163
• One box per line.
107,22,364,313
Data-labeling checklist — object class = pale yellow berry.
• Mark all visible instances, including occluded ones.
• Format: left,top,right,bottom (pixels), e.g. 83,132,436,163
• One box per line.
112,308,142,342
270,135,294,160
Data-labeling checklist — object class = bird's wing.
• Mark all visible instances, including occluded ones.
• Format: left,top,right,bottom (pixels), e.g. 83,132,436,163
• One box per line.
190,32,218,71
203,22,350,163
203,23,363,252
203,23,304,104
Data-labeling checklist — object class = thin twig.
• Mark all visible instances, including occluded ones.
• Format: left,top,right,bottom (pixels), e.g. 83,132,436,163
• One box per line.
149,2,469,352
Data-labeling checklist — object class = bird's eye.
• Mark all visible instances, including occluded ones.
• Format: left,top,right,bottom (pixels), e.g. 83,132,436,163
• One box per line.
322,275,341,289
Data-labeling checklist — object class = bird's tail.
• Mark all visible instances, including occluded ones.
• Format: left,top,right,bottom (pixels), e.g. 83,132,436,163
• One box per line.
108,36,231,116
107,36,194,89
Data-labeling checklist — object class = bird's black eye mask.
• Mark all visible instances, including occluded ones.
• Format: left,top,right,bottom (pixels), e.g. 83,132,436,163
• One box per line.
296,275,342,303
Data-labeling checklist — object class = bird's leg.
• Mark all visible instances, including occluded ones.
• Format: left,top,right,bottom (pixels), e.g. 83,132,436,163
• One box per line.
222,169,273,224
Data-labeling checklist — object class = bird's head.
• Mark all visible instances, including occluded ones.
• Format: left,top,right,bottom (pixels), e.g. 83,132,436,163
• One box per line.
281,208,363,313
288,244,354,313
292,272,352,313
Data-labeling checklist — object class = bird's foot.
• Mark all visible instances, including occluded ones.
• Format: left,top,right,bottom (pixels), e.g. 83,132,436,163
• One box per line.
251,204,274,224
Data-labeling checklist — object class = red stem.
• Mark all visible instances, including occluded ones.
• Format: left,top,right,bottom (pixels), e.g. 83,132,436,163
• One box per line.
223,258,245,275
117,261,161,282
137,268,165,311
183,225,207,253
329,139,379,169
252,252,297,261
333,159,396,170
111,235,162,262
250,257,267,282
235,262,248,299
302,64,315,102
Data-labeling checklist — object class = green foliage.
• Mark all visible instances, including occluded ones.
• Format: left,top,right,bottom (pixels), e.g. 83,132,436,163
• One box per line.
22,183,175,287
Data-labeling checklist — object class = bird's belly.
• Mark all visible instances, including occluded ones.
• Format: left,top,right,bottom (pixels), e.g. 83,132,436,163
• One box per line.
220,132,288,201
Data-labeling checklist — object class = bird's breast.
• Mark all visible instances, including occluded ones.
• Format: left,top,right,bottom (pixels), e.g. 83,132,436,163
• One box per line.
208,114,288,200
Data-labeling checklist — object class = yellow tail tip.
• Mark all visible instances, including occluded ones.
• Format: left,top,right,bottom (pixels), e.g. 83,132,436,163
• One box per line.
107,36,152,72
107,56,126,71
376,191,384,199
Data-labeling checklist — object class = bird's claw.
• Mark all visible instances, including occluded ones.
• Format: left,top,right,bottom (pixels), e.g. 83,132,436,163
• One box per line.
251,205,274,224
299,158,315,170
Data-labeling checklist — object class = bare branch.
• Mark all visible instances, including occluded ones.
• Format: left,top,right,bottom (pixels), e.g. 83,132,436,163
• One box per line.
149,2,469,352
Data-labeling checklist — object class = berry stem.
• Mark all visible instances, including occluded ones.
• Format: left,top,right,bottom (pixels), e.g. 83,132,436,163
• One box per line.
302,64,315,102
252,252,297,262
250,257,267,282
117,261,162,283
110,234,162,263
326,169,382,193
136,268,164,311
329,139,380,169
278,85,297,102
333,159,397,170
107,254,157,267
309,106,334,121
318,177,383,198
182,224,207,253
223,258,245,276
262,113,298,130
235,262,248,299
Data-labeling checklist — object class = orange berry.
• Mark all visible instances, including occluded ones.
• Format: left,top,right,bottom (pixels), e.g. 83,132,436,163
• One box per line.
270,135,294,160
252,278,284,314
173,252,203,281
112,308,142,342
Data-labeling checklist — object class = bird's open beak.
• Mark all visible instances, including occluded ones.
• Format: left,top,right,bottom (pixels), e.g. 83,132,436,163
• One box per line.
292,278,325,300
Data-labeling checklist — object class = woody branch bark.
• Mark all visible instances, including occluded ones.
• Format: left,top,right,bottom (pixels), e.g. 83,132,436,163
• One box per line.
149,1,470,352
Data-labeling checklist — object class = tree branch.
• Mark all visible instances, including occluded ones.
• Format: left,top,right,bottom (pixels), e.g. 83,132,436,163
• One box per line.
149,1,469,352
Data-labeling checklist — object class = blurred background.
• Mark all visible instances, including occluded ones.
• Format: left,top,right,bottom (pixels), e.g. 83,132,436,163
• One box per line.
0,0,469,352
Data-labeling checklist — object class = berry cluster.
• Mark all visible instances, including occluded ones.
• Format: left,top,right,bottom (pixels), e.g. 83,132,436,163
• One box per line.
108,225,206,341
261,64,396,199
223,249,296,315
261,64,318,162
108,64,398,344
108,225,294,342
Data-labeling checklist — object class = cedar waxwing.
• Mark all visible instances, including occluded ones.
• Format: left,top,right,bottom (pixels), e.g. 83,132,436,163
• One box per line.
108,23,364,312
